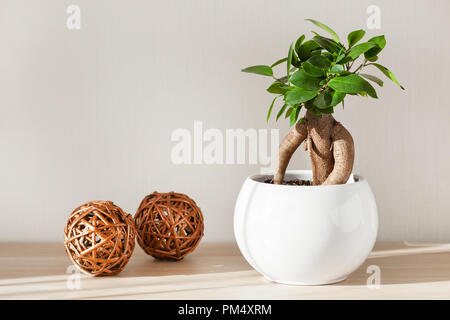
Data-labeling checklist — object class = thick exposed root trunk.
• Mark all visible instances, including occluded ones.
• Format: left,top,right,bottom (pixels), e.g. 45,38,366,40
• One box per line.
273,121,307,184
274,111,354,186
305,112,335,185
322,122,354,185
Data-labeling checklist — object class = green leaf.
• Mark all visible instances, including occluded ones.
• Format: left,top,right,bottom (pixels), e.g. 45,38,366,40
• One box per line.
285,107,293,118
322,52,334,61
241,65,273,76
365,35,386,59
320,107,334,114
301,61,325,77
328,73,378,98
345,42,376,60
369,35,386,49
310,107,324,115
330,64,345,74
310,49,322,57
306,19,341,43
312,35,343,54
294,35,306,53
289,69,322,90
347,29,365,48
276,104,288,121
277,75,288,83
307,55,332,69
285,87,319,105
271,57,287,68
266,96,279,122
330,91,346,106
287,43,294,77
336,52,346,63
313,90,333,109
360,73,384,87
267,82,290,94
366,55,378,62
368,63,404,89
297,40,321,61
289,106,301,126
291,50,301,68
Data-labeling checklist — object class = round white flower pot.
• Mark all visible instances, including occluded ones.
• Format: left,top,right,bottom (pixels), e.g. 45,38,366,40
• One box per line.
234,170,378,285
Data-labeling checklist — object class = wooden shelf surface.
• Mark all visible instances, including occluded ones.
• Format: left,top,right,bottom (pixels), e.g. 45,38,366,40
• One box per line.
1,241,450,299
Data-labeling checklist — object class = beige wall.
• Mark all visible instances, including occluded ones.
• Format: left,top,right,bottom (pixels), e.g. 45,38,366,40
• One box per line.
0,0,449,242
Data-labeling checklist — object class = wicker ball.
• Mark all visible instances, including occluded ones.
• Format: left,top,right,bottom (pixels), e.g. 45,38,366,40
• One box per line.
64,200,135,276
134,192,204,260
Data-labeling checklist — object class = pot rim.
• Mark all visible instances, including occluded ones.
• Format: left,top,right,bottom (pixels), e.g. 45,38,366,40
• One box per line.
248,170,365,188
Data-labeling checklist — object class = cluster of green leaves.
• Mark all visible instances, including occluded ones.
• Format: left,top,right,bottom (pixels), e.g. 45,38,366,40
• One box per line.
242,19,404,126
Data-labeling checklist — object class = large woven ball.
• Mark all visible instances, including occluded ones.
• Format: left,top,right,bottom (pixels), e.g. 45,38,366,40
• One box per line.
134,192,204,260
64,200,135,276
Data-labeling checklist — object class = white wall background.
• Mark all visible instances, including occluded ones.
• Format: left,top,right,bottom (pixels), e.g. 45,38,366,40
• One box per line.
0,0,449,242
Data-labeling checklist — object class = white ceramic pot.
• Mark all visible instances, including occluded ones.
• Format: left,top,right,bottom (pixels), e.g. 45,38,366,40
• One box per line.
234,170,378,285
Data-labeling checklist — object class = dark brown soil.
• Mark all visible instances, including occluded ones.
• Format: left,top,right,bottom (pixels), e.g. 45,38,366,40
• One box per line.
264,178,311,186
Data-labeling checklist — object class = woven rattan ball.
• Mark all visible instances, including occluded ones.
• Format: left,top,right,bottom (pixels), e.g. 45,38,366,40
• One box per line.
64,200,135,276
134,192,204,260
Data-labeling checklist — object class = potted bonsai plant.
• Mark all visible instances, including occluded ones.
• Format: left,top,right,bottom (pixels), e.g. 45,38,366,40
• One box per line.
234,19,404,285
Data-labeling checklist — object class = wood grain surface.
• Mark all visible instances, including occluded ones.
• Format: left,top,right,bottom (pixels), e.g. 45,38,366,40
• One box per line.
1,241,450,299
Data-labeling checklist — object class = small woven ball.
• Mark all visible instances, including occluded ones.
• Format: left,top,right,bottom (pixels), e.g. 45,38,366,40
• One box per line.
64,200,135,276
134,192,204,260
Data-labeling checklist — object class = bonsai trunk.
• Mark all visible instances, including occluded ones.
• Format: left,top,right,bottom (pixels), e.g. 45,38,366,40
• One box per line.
274,110,354,185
